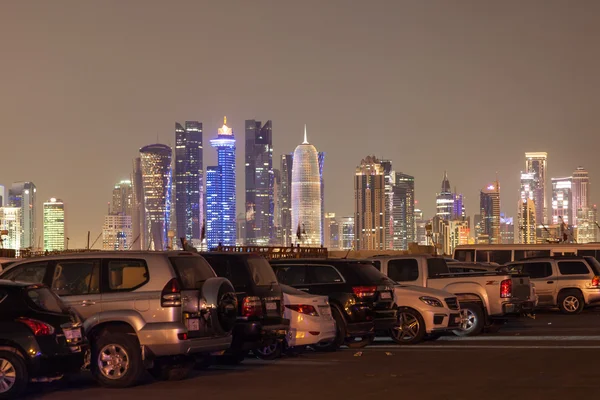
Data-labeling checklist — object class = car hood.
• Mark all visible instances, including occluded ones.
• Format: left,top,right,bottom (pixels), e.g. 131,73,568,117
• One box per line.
394,284,455,299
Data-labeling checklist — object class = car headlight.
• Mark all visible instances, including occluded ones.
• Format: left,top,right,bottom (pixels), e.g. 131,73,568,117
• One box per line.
419,296,443,307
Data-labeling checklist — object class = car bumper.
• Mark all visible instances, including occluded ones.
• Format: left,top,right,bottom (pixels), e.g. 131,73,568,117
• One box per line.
138,323,233,357
286,320,336,347
230,320,290,351
29,350,87,378
500,300,536,315
583,289,600,305
420,309,463,333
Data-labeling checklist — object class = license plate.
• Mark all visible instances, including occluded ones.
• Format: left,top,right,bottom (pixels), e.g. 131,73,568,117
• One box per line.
380,292,392,299
64,328,82,341
266,302,277,311
187,318,200,331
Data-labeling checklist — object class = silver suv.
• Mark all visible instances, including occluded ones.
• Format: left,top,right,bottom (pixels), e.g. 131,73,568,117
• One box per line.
0,251,238,387
506,256,600,314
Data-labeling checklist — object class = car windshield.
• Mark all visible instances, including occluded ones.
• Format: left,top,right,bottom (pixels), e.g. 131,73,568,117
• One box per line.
169,256,216,289
347,262,395,285
26,287,69,314
246,256,278,286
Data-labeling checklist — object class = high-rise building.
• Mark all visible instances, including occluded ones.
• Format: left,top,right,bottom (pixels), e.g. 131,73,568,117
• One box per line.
0,185,5,207
520,172,536,202
0,207,22,250
436,172,453,220
414,208,427,245
551,177,574,227
131,157,145,250
245,119,273,245
354,155,385,250
140,144,172,251
102,214,133,250
577,205,598,243
280,154,294,246
518,198,537,244
8,182,36,249
392,173,415,250
339,216,355,250
479,182,500,244
272,168,282,244
206,117,236,249
572,166,590,226
525,152,548,224
291,126,322,246
175,121,204,244
380,160,394,250
318,152,325,246
443,220,470,255
112,180,133,216
500,214,514,244
323,212,340,250
43,198,65,251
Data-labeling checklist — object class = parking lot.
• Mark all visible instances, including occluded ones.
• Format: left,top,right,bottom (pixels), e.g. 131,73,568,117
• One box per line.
23,309,600,400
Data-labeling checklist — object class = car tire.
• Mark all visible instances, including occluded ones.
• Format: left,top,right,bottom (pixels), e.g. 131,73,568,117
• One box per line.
390,308,426,345
0,350,28,400
346,335,375,349
149,356,194,381
91,332,144,388
453,303,484,337
253,343,282,360
194,356,212,370
558,290,585,314
313,307,344,352
202,278,238,335
220,350,247,365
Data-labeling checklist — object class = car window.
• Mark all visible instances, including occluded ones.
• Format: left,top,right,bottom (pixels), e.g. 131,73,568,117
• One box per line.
169,256,216,289
51,260,100,296
107,260,148,291
371,261,381,271
203,255,250,288
583,257,600,275
514,250,550,261
273,265,308,285
521,262,553,279
312,265,344,284
455,249,475,262
388,259,419,282
557,261,590,275
427,258,450,277
246,256,278,286
1,262,48,284
26,287,69,313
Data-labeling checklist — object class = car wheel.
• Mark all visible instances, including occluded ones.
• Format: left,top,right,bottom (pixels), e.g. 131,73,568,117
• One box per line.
346,335,375,349
453,303,484,337
253,343,281,360
91,332,144,388
194,356,212,370
313,307,344,352
0,350,27,400
149,356,194,381
220,351,247,365
390,309,426,345
558,291,585,314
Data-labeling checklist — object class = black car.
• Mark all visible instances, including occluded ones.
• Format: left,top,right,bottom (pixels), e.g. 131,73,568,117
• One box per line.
270,259,397,350
0,280,88,399
200,253,290,362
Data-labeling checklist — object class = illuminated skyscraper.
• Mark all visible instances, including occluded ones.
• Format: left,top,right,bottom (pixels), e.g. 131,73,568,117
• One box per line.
206,117,236,249
131,157,145,250
43,198,65,251
8,182,36,249
380,160,394,250
500,214,514,244
518,198,537,244
291,126,322,246
280,154,294,246
0,185,5,207
102,214,133,251
392,172,415,250
479,181,500,244
324,212,340,250
340,216,355,250
245,119,273,245
354,155,385,250
436,172,453,220
112,180,133,216
551,177,574,226
175,121,203,243
140,144,172,251
525,152,548,224
272,168,282,244
0,207,22,250
318,151,325,246
572,166,590,226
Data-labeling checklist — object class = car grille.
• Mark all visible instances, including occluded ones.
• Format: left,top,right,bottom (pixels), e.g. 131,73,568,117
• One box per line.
445,297,459,310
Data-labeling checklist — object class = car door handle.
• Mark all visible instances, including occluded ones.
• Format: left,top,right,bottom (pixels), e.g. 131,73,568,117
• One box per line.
298,288,309,291
546,281,554,284
81,300,96,306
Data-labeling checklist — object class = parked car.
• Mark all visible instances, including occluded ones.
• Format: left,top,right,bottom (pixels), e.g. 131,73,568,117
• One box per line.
270,259,397,350
505,255,600,314
370,255,535,336
0,251,238,387
0,258,15,273
0,280,88,399
200,253,289,362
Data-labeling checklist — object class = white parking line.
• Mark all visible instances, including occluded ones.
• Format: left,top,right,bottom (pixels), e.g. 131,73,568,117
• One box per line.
361,345,600,350
437,335,600,341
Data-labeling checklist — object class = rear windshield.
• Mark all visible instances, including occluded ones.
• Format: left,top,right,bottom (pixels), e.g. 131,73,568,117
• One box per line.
583,257,600,275
336,262,394,285
247,256,278,286
169,256,216,289
26,287,68,314
427,258,450,277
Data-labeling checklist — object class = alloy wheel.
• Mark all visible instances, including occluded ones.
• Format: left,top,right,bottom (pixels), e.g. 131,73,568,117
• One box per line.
0,358,16,393
98,344,130,380
461,309,477,333
563,296,580,312
255,343,278,356
393,312,420,341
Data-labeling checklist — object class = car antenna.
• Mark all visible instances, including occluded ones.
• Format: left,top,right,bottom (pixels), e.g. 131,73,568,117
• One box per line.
342,247,352,259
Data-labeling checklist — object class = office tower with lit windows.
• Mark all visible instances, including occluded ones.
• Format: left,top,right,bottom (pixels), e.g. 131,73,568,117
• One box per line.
280,154,294,246
131,157,145,250
354,155,385,250
500,214,514,244
414,208,427,245
272,168,282,244
0,185,5,207
318,152,325,246
380,160,394,250
572,166,590,225
43,198,65,251
324,213,340,250
102,214,133,250
140,144,172,251
577,205,598,243
479,182,501,244
340,216,355,250
206,117,236,249
392,173,415,250
436,172,453,220
291,126,322,246
518,198,537,244
8,182,36,249
175,121,203,243
112,180,133,216
0,207,22,250
551,177,574,228
245,119,273,245
525,152,548,224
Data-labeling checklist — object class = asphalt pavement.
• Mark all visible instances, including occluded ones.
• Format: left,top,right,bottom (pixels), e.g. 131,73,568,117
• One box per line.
24,308,600,400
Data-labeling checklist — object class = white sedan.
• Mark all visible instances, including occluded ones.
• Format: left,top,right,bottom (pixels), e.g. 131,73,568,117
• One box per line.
254,284,336,359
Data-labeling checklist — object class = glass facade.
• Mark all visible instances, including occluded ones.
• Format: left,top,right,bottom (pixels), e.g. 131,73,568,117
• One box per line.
102,214,133,250
479,182,501,244
354,156,385,250
552,177,574,226
525,152,548,224
280,154,294,246
0,207,22,250
392,173,415,250
318,152,325,246
43,198,65,251
8,182,36,249
518,198,537,244
112,180,133,216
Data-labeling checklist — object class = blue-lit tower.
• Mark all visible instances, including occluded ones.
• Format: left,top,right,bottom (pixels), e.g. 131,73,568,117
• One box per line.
206,117,236,249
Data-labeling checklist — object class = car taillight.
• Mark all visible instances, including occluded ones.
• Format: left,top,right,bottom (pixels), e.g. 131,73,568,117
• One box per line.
352,286,377,298
500,279,512,298
242,296,263,318
592,276,600,287
18,317,54,336
161,278,182,307
285,304,318,316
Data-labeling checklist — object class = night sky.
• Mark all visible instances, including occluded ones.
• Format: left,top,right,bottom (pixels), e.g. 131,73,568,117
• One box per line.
2,0,599,248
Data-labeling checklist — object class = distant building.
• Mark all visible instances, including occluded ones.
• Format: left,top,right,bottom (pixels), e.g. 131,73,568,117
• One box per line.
318,152,325,246
436,172,453,220
572,167,590,226
279,154,294,246
0,185,5,207
525,152,548,224
131,157,145,250
380,160,394,250
576,205,598,243
102,214,133,250
112,180,133,216
518,198,537,244
443,219,470,255
43,198,65,251
339,216,355,250
324,213,340,250
551,177,574,227
414,208,427,245
272,169,282,245
392,173,415,250
354,155,385,250
0,207,22,250
500,214,514,244
479,182,501,244
8,182,37,249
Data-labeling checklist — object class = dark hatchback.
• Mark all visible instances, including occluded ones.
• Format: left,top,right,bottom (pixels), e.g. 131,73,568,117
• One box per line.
0,280,88,399
270,259,397,350
200,253,289,362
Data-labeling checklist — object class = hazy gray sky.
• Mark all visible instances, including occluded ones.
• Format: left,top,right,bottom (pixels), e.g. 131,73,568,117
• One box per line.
1,0,599,248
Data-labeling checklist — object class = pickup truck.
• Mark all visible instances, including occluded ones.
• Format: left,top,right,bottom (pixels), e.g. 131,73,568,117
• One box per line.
370,255,536,336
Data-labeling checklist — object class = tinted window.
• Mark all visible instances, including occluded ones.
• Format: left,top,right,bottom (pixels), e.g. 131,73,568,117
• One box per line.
273,266,308,285
521,262,553,279
26,287,68,313
388,259,419,282
335,262,392,285
247,256,278,286
1,262,48,283
51,260,100,296
583,257,600,275
203,256,249,288
371,261,381,271
455,249,475,262
514,250,551,261
427,258,450,277
169,256,216,289
107,260,148,291
557,261,590,275
312,265,344,284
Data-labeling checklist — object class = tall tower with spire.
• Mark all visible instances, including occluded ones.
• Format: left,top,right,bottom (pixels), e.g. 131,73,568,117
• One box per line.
291,125,322,245
436,171,454,220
